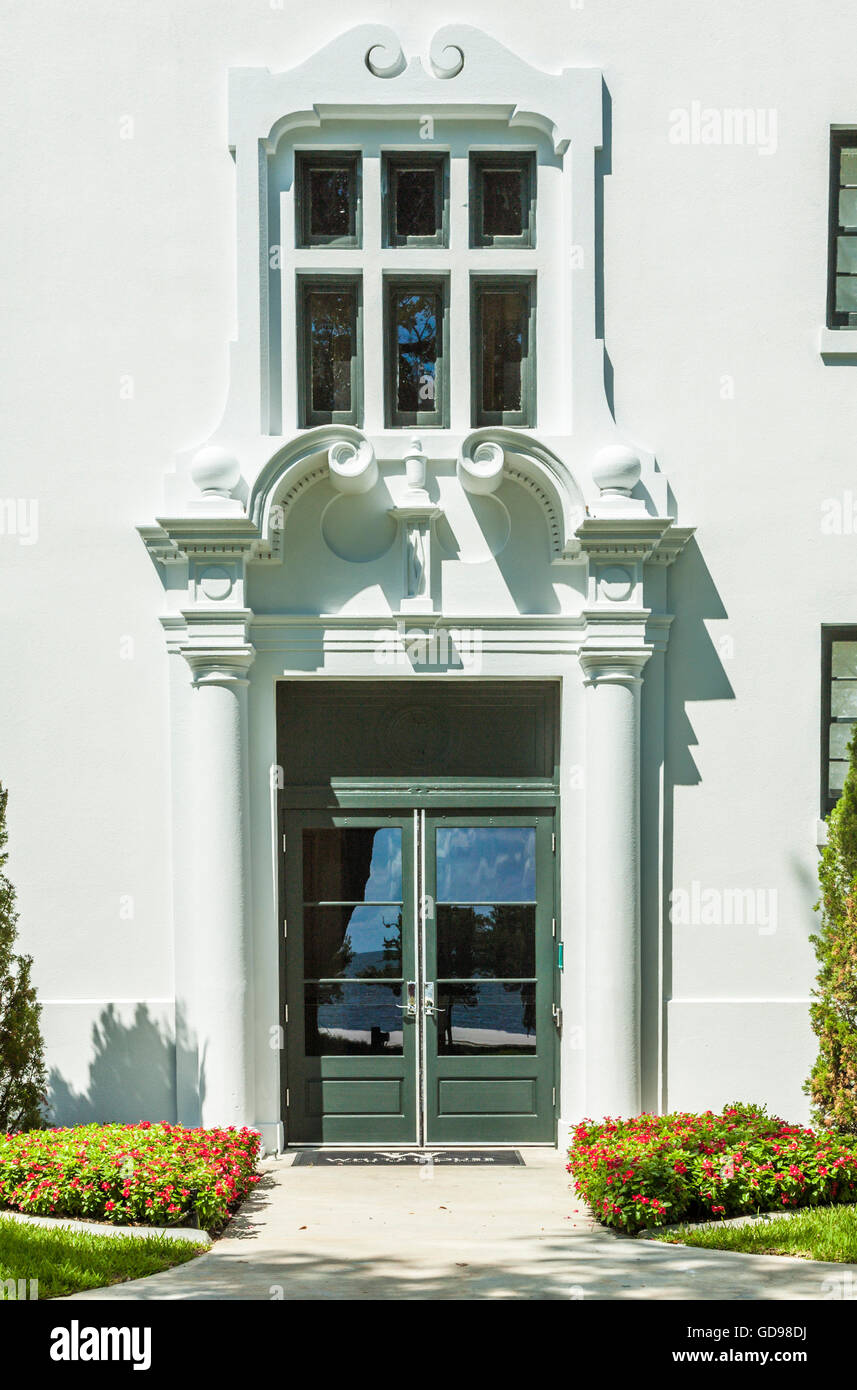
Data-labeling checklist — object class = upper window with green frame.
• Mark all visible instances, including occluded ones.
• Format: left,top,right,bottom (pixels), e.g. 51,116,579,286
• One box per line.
383,153,448,247
471,276,536,427
469,152,536,248
296,152,361,248
297,276,362,427
384,278,448,429
828,132,857,328
821,626,857,815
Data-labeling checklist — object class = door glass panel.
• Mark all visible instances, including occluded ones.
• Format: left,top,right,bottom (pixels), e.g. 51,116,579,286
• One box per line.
303,827,402,902
304,905,403,979
436,826,536,901
304,982,404,1055
436,905,535,978
436,982,536,1054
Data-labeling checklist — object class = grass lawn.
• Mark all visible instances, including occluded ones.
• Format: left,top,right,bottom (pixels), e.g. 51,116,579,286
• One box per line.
0,1215,208,1299
654,1204,857,1263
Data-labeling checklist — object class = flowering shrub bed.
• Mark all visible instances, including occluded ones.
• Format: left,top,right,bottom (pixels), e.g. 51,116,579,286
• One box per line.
0,1123,261,1233
567,1102,857,1234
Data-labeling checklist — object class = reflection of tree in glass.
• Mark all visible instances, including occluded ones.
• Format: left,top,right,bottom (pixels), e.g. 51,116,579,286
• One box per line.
360,910,403,978
396,293,437,411
309,292,352,412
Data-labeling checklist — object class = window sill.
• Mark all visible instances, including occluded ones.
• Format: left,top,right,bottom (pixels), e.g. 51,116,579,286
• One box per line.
817,818,829,849
819,327,857,359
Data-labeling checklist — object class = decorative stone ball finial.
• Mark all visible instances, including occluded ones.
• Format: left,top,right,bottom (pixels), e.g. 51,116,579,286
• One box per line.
591,445,641,497
190,445,241,498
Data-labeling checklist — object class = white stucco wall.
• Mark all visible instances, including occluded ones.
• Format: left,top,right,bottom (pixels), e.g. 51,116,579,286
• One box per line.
2,0,854,1131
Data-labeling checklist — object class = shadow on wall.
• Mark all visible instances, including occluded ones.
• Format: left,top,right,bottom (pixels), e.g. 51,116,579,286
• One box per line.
47,1004,201,1127
655,537,735,1108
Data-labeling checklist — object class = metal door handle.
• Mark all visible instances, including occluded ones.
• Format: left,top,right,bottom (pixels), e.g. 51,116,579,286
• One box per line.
423,982,446,1015
396,982,418,1016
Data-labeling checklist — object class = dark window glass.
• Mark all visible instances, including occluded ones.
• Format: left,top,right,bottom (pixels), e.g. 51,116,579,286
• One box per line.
480,289,526,413
482,168,525,237
829,136,857,327
302,828,402,904
304,982,404,1056
396,169,438,238
470,153,534,247
306,289,354,414
297,154,359,247
436,982,536,1055
303,906,403,980
392,290,439,414
309,166,352,238
436,906,535,979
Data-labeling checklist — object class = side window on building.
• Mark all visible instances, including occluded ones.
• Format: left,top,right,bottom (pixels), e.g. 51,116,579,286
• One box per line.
828,132,857,328
822,627,857,813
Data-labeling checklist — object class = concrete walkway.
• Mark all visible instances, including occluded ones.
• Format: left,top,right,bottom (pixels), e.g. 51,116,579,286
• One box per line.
66,1149,857,1300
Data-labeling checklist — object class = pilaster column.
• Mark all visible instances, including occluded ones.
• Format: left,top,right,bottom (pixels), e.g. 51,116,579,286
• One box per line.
183,646,256,1128
579,647,650,1117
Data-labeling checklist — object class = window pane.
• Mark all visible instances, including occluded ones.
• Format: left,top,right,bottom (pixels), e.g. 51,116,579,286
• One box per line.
303,828,402,903
304,905,403,979
835,276,857,313
436,982,536,1055
393,291,438,413
830,759,849,794
480,290,526,413
840,189,857,228
437,905,536,978
436,826,536,901
304,982,403,1055
482,168,525,237
831,680,857,717
395,168,438,238
306,290,353,414
837,237,857,274
832,641,857,678
829,722,855,759
308,166,352,238
841,147,857,186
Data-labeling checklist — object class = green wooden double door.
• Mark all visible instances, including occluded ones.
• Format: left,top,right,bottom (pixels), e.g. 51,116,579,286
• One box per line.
282,808,558,1145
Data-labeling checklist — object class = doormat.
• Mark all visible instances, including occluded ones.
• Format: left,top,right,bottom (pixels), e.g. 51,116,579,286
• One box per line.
290,1149,525,1166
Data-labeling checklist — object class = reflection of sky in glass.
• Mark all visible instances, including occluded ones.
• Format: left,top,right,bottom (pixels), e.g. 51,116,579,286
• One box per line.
436,827,536,902
365,829,402,901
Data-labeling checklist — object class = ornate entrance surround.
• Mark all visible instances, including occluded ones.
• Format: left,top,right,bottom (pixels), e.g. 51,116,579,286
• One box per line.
139,26,692,1150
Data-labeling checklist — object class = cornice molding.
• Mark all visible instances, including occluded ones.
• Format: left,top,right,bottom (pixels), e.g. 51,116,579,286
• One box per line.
235,26,603,158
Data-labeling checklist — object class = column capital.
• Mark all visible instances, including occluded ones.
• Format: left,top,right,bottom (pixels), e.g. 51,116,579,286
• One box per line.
182,646,255,686
579,645,652,686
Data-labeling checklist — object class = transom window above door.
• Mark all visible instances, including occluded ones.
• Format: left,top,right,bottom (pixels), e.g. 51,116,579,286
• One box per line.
292,142,540,429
